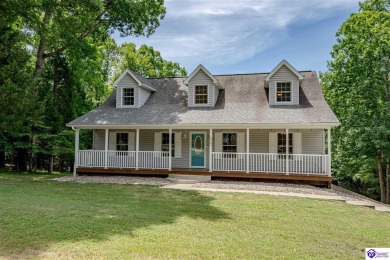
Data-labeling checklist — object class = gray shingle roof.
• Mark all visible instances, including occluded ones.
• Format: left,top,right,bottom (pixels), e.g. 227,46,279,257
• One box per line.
67,71,339,127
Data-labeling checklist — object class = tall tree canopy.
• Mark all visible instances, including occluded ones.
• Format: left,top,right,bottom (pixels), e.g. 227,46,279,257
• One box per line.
1,0,166,76
0,1,188,172
321,0,390,203
115,43,187,78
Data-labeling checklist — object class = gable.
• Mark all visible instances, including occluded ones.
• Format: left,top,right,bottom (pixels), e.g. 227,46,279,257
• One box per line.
265,60,303,81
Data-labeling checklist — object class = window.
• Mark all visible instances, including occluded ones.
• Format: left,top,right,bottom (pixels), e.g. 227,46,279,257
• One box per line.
194,85,208,104
123,88,134,106
222,133,237,153
116,133,129,151
161,133,175,157
276,82,291,102
277,133,293,157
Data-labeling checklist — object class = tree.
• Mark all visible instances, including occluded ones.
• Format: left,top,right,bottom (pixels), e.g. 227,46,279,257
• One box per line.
321,0,390,203
1,0,166,76
115,43,187,78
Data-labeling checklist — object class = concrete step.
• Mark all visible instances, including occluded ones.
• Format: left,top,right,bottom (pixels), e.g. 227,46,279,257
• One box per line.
375,206,390,212
346,200,376,208
166,174,211,184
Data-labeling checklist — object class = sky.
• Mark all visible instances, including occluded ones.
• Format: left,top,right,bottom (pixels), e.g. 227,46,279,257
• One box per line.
114,0,360,75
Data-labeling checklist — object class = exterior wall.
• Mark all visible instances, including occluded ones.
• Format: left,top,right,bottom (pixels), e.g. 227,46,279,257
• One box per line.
93,130,105,150
92,128,325,167
213,85,220,105
188,70,216,107
248,129,324,154
116,74,151,108
269,65,299,105
139,87,151,107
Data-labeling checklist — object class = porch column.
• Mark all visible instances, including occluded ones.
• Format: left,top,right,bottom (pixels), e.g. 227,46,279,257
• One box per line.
168,128,172,171
286,128,289,175
246,128,250,173
73,128,79,176
328,128,331,176
135,129,140,170
209,129,213,172
104,129,108,169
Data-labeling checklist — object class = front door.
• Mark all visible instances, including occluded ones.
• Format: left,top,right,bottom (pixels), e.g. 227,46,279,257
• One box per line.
190,133,205,167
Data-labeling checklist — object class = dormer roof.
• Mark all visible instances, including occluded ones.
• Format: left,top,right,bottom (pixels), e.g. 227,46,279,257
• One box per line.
183,64,223,89
265,59,303,81
113,69,157,92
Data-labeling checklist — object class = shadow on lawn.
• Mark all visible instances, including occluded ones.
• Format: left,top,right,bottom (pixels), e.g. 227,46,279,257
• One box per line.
0,176,229,257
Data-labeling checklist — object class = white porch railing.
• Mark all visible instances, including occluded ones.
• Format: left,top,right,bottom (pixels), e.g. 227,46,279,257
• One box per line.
212,152,247,172
138,151,169,169
78,150,169,170
78,150,105,168
78,150,329,175
212,152,329,175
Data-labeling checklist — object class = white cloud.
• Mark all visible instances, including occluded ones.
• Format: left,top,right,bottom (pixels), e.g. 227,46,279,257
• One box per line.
115,0,358,72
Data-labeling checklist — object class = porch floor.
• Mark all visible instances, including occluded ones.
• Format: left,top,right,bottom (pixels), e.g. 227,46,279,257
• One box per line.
76,167,332,188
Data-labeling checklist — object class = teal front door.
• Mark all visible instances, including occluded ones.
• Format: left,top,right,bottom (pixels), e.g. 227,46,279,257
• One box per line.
191,133,205,167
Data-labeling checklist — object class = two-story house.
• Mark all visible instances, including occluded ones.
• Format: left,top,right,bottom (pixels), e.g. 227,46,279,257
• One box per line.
67,60,340,187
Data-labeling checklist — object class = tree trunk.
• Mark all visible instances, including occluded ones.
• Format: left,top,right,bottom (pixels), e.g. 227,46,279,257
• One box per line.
0,151,5,168
386,157,390,204
378,152,386,203
35,12,50,77
48,156,53,173
16,148,28,172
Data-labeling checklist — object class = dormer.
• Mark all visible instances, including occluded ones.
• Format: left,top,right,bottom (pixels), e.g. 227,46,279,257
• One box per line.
265,60,303,106
183,64,223,107
113,69,156,108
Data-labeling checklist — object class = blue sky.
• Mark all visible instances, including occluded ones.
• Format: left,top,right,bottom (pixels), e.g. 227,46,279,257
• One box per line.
114,0,359,75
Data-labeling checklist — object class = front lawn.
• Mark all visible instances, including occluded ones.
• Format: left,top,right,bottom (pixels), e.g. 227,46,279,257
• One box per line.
0,172,389,259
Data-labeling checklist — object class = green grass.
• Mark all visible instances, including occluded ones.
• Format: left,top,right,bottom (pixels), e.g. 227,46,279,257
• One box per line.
0,172,389,259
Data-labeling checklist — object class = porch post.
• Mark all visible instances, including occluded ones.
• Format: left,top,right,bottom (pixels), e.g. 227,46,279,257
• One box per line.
73,128,79,176
209,129,213,172
328,128,331,176
286,128,289,175
104,129,108,169
168,128,172,171
135,129,139,170
246,128,250,173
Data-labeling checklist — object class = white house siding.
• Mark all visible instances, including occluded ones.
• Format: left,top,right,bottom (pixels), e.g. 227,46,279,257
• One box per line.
188,70,215,107
213,85,220,105
93,130,105,150
116,74,140,108
139,87,151,107
269,65,299,105
248,129,324,154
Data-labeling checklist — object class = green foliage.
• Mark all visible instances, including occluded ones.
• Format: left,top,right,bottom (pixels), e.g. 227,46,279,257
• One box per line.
0,1,188,172
321,0,390,200
115,43,187,78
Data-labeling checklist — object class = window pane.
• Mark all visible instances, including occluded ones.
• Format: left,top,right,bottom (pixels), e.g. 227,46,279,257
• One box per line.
194,85,208,104
276,82,291,102
161,133,175,157
116,133,128,151
222,133,237,153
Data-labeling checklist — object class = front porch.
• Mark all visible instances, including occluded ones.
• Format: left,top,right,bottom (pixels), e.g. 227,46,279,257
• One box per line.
73,127,333,187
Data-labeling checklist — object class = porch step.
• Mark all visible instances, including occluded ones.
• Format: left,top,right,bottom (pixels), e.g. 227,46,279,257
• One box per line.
166,174,211,184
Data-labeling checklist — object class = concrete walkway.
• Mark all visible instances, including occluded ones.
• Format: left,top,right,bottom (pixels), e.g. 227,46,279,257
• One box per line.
161,183,390,213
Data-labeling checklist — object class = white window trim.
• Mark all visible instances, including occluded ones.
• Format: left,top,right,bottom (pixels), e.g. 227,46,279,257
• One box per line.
192,84,210,107
221,132,238,153
121,87,136,108
115,132,130,151
275,81,293,104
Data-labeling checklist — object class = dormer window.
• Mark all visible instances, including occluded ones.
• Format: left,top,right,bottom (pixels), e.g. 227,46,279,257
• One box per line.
194,85,208,104
276,82,291,102
123,88,135,106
